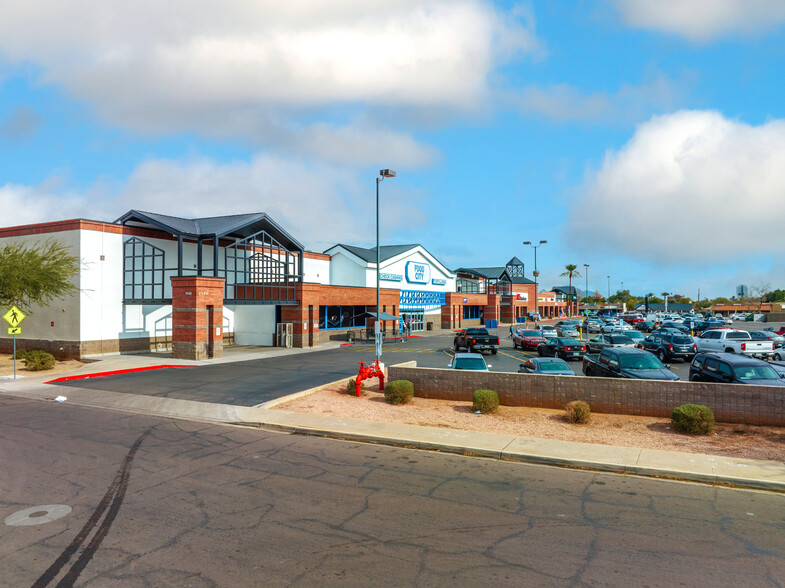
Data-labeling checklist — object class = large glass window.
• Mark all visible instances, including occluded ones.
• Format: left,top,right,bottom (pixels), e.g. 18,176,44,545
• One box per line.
123,238,165,301
463,305,482,320
319,305,368,330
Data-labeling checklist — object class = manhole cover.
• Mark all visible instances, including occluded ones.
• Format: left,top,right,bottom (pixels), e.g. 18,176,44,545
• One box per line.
5,505,72,526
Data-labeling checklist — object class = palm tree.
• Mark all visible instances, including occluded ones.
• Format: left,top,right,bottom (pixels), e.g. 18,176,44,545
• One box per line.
560,264,581,316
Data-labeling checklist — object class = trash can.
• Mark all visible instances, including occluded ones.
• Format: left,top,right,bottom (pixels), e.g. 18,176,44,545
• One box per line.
427,322,433,331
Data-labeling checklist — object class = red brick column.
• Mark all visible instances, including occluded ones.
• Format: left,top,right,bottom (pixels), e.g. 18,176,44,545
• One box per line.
280,283,322,348
171,276,225,360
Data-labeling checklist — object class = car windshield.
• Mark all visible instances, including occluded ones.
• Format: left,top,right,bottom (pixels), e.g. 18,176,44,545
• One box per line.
619,354,664,369
560,338,581,346
673,336,694,344
453,358,487,370
521,330,541,337
539,361,569,372
466,328,489,335
609,335,633,344
733,366,781,380
725,332,750,340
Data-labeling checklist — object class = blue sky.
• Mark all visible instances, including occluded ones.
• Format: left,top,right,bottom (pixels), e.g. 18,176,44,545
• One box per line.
2,0,785,300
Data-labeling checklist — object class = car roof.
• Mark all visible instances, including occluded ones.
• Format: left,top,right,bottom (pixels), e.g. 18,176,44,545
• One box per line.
694,352,767,365
453,352,486,359
605,347,650,354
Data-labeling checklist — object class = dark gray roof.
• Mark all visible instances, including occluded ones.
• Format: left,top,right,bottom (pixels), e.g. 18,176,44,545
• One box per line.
115,210,303,251
456,267,506,280
635,302,693,312
329,244,421,263
506,256,524,266
552,285,578,295
457,266,535,284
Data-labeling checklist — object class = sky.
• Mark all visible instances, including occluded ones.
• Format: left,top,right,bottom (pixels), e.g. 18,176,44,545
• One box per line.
1,0,785,300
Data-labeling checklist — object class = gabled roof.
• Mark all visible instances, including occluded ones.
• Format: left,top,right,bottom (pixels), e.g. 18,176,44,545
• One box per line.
457,266,535,285
506,256,524,266
325,243,455,277
326,244,420,263
552,285,578,295
115,210,304,251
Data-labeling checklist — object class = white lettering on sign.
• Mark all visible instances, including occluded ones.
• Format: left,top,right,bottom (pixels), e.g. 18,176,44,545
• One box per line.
405,261,430,284
216,327,221,336
185,291,192,295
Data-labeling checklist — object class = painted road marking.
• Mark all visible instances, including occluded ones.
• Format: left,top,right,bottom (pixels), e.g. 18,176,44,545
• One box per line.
5,505,72,526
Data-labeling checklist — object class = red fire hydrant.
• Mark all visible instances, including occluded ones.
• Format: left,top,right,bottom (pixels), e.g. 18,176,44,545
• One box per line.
356,360,385,396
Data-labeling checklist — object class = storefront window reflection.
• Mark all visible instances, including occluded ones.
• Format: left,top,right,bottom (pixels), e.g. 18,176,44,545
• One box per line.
319,305,369,330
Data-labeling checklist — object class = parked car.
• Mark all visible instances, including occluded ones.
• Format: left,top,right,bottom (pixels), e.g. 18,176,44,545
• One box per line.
512,329,546,350
586,333,636,354
639,333,698,363
635,320,656,333
773,348,785,362
695,329,774,358
537,337,587,361
660,321,690,333
612,329,645,346
601,320,631,333
689,352,785,385
582,347,679,380
453,328,500,355
650,328,685,337
447,352,491,371
584,319,603,333
556,324,580,338
750,330,784,348
765,326,785,336
518,357,575,376
537,325,558,337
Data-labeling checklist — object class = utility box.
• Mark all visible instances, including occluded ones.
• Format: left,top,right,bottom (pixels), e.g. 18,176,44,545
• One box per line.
276,323,293,348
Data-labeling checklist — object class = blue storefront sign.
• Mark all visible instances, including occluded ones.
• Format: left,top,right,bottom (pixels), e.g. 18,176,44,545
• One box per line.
380,273,403,282
405,261,431,284
431,278,446,286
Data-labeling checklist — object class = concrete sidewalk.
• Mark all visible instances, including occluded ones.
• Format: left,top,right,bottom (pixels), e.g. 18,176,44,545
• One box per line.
1,347,784,493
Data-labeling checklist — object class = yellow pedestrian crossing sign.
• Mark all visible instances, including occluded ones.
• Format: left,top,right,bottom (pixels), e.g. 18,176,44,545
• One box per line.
8,327,21,335
3,306,26,327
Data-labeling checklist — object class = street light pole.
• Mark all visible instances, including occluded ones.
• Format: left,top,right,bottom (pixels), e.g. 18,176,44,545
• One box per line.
583,263,589,315
376,169,396,364
607,275,610,303
523,240,547,318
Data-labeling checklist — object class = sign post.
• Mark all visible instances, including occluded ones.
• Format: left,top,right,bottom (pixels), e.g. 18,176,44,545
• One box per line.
3,306,26,380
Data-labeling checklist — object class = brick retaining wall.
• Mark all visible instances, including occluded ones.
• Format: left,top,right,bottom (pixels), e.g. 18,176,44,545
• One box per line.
387,364,785,426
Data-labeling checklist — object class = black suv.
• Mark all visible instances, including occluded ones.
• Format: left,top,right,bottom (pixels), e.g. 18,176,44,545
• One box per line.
640,333,697,362
689,352,785,385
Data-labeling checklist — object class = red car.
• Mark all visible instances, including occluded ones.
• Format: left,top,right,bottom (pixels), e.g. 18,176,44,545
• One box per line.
767,326,785,336
512,329,546,350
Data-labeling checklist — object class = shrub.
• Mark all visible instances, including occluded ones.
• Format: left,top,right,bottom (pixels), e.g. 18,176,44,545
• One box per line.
473,389,499,414
565,400,591,424
671,404,715,435
384,380,414,405
13,349,29,360
23,350,56,371
346,378,368,396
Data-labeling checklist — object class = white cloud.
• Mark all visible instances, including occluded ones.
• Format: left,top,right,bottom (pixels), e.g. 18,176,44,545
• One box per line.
612,0,785,41
512,74,685,123
567,110,785,264
0,0,538,156
0,153,427,252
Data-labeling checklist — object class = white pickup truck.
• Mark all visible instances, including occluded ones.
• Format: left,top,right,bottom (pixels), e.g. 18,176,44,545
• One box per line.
695,329,774,358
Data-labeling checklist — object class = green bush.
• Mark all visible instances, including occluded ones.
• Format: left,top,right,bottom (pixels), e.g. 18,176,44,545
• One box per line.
23,350,56,371
346,378,368,396
13,349,29,360
565,400,591,424
384,380,414,405
473,389,499,414
671,404,715,435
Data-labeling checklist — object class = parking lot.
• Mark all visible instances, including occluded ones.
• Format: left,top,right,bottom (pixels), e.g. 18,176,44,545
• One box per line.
53,322,780,406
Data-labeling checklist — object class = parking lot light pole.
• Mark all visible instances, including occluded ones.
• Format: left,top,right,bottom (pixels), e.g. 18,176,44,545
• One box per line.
523,240,547,317
583,263,589,316
376,169,396,363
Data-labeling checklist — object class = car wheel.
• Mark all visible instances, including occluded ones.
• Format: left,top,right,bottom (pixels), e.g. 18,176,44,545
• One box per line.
775,352,783,361
453,341,459,351
538,348,543,356
657,349,666,362
491,349,497,355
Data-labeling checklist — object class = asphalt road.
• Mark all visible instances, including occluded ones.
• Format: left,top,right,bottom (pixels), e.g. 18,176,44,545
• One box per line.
2,396,784,587
53,333,693,405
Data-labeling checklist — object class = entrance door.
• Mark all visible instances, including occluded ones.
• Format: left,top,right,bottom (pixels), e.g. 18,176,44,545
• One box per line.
403,311,425,332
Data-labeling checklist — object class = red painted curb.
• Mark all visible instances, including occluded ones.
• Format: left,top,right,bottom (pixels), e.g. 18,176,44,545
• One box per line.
45,364,197,384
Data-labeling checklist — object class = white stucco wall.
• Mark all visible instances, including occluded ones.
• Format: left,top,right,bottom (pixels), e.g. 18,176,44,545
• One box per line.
0,230,82,344
367,249,456,293
328,252,366,286
229,305,276,346
80,229,125,342
303,256,330,284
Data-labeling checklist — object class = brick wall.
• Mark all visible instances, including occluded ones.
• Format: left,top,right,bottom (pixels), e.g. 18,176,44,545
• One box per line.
387,365,785,426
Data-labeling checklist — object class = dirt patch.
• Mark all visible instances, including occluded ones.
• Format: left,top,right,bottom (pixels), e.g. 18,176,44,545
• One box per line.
0,353,87,379
274,380,785,463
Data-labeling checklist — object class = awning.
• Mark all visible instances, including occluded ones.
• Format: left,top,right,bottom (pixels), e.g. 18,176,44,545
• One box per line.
365,311,400,321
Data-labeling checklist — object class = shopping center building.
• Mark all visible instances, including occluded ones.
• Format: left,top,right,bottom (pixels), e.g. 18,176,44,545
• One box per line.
0,210,563,359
